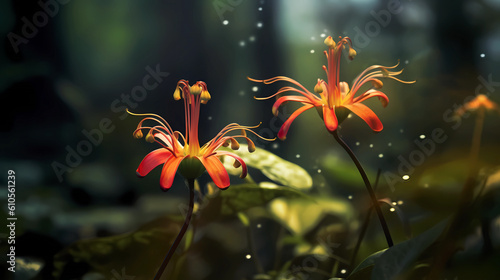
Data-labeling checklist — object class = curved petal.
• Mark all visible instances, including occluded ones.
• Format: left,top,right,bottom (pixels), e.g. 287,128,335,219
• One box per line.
136,148,173,177
215,151,248,179
353,89,389,107
198,156,230,189
278,104,315,140
343,103,383,132
323,106,338,132
273,96,317,116
159,155,185,191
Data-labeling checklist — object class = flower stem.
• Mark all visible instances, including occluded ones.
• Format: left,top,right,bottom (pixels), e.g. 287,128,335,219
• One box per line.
332,131,393,247
154,178,195,280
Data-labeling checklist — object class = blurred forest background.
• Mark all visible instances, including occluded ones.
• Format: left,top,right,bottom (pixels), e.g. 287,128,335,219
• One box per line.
1,0,500,279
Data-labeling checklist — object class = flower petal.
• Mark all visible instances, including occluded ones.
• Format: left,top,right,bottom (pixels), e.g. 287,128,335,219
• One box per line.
216,151,248,179
136,148,173,177
344,103,383,132
278,104,315,140
322,106,338,132
198,156,230,189
353,89,389,107
273,96,316,116
159,155,186,191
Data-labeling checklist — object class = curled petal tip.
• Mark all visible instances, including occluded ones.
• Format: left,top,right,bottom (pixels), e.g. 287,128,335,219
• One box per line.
136,170,145,178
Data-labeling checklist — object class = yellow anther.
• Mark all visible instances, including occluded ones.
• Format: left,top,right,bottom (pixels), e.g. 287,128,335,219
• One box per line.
324,36,336,49
173,87,182,100
190,84,202,95
133,130,143,139
200,89,211,104
146,132,155,143
348,48,357,60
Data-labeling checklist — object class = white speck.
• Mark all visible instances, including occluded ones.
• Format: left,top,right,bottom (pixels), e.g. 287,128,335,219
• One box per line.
405,60,409,64
355,142,360,146
257,223,262,228
320,33,326,38
424,183,429,188
246,254,251,259
249,36,256,42
272,143,279,149
311,36,316,40
208,116,212,120
402,175,410,180
347,114,352,118
378,153,384,158
317,169,322,173
369,144,374,148
310,49,315,54
392,201,397,206
419,134,425,139
340,269,347,274
389,207,395,212
252,86,258,92
222,20,229,25
388,142,392,147
257,22,263,28
296,154,301,158
480,53,485,58
239,41,246,47
400,129,404,133
397,200,404,205
239,90,245,96
348,195,353,200
258,7,262,11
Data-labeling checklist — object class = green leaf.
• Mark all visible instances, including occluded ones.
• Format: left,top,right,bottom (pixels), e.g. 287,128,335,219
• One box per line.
321,154,376,189
269,196,354,236
371,219,448,280
203,183,312,217
53,216,183,279
221,144,313,190
346,249,386,280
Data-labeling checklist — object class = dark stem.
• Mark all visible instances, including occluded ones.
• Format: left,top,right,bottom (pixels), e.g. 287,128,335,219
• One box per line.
332,131,393,247
154,178,195,280
349,169,382,268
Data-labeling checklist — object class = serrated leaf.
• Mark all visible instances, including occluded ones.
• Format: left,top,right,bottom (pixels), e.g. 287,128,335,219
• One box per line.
221,144,312,190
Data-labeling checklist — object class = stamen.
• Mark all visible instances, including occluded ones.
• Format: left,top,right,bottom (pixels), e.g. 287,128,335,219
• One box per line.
133,130,143,139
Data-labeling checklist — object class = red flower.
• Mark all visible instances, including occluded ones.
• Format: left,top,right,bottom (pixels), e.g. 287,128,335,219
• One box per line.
130,80,269,191
250,36,414,140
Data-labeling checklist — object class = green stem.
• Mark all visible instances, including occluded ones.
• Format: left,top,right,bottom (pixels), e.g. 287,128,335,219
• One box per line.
154,178,195,280
332,131,393,247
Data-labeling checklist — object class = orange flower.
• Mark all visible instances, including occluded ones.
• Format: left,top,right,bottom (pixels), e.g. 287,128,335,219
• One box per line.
129,80,270,190
455,94,500,116
250,36,414,140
